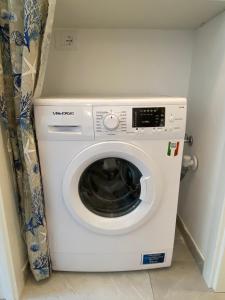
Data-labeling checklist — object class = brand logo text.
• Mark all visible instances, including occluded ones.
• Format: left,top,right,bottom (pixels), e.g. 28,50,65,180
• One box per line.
52,112,75,116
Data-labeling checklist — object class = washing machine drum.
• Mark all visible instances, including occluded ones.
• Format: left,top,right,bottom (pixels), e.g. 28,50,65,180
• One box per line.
63,142,162,235
79,157,142,218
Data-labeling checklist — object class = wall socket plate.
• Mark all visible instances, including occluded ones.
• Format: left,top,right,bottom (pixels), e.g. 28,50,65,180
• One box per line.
54,29,78,51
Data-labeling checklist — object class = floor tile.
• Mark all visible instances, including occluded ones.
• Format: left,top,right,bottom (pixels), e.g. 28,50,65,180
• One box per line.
149,260,225,300
150,290,225,300
149,260,209,299
173,229,195,262
22,270,154,300
149,233,225,300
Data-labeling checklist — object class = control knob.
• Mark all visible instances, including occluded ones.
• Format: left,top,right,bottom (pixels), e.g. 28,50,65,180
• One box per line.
103,114,120,130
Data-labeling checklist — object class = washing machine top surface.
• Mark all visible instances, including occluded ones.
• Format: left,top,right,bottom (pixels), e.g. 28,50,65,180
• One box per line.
34,96,186,106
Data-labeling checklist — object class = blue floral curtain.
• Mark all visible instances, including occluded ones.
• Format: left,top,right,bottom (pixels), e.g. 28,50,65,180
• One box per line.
0,0,55,281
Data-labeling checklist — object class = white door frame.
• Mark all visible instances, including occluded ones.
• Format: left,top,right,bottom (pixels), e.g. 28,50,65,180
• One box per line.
0,190,19,300
203,140,225,292
0,127,19,300
0,125,26,300
203,199,225,292
213,204,225,292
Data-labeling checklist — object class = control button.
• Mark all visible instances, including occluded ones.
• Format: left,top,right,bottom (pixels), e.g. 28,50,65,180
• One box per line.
103,114,120,131
137,128,144,134
169,115,175,123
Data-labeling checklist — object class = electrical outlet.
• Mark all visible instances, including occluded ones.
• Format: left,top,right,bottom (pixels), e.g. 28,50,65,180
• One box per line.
54,29,77,51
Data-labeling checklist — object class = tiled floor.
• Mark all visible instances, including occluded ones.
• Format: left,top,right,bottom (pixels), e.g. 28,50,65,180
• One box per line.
22,230,225,300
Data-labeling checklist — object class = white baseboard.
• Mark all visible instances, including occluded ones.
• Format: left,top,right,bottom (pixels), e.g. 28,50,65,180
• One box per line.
177,215,205,272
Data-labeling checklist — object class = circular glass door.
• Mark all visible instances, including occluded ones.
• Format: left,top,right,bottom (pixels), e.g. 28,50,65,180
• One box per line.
63,141,162,235
79,157,142,218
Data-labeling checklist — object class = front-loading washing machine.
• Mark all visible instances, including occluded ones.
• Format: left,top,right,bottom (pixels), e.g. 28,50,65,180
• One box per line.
34,97,186,271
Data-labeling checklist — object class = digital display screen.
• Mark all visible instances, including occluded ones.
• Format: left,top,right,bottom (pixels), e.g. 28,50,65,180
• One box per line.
132,107,165,128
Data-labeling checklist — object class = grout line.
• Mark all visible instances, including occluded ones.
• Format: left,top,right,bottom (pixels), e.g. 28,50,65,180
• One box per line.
147,271,156,300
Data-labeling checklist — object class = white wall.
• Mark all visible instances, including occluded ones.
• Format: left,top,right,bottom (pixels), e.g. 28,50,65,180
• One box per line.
0,125,27,299
42,29,193,97
179,11,225,260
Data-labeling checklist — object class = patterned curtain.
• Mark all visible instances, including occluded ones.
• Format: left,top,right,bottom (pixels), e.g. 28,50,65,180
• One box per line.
0,0,55,281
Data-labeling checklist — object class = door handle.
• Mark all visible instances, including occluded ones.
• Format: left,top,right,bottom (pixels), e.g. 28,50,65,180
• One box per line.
48,125,81,134
140,176,151,202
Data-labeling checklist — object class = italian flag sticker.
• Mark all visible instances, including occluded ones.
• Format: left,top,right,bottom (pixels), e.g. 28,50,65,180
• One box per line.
167,141,180,156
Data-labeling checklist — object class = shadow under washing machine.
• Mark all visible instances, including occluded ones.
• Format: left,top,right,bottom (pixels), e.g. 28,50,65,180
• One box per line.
34,96,187,271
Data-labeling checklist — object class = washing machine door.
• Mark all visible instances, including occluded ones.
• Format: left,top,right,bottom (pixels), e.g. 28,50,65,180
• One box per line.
63,141,162,235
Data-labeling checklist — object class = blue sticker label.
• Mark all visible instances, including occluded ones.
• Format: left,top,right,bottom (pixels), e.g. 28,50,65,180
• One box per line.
142,253,165,265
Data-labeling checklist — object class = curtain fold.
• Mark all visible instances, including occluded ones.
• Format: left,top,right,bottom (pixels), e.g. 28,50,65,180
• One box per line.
0,0,55,281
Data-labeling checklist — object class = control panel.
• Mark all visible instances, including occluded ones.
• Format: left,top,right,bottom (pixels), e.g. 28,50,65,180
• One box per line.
93,104,186,139
132,107,165,128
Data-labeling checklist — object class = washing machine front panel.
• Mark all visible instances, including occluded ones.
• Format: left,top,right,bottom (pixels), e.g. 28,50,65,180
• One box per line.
35,97,187,272
63,141,162,235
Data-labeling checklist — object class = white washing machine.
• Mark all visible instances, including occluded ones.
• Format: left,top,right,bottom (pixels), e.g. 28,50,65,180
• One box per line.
34,97,186,271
